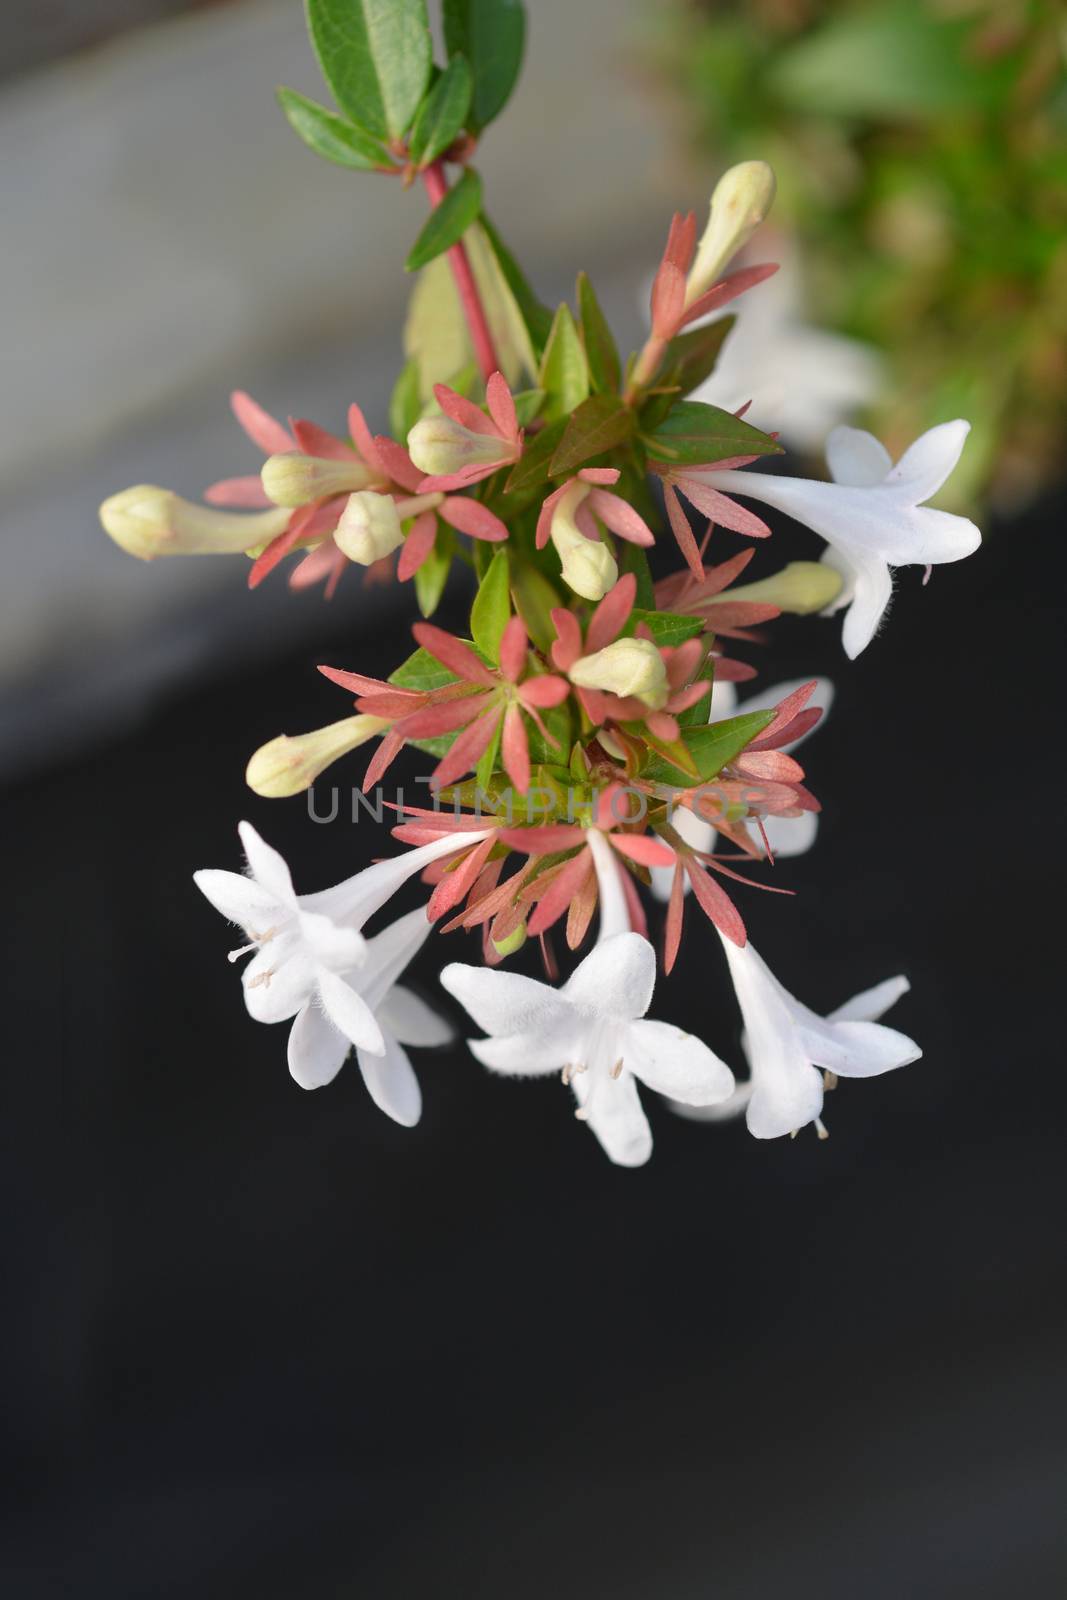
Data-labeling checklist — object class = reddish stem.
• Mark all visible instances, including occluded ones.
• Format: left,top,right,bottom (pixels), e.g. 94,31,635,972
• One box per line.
421,162,499,385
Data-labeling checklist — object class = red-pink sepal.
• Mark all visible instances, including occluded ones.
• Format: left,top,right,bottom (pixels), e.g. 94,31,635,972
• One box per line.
680,262,779,328
439,497,508,542
204,476,273,508
413,623,497,685
231,390,294,454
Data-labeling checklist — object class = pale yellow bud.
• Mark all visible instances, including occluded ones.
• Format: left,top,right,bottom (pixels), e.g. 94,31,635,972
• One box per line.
686,160,777,306
245,715,390,798
334,492,404,566
726,560,843,615
406,415,511,478
491,921,528,958
260,452,378,508
99,486,290,560
550,482,618,602
570,637,669,709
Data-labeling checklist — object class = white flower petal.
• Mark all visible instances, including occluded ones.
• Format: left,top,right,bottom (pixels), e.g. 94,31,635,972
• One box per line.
440,962,574,1041
316,968,385,1055
796,1018,921,1079
237,821,296,905
828,975,910,1024
898,505,981,565
359,907,433,1014
193,867,281,929
669,1080,754,1122
747,1057,825,1140
468,1030,574,1076
626,1018,734,1106
296,908,366,971
287,1002,350,1090
840,546,893,659
379,984,453,1048
357,1033,422,1126
302,830,490,932
563,933,656,1021
826,425,892,488
572,1071,653,1167
242,939,313,1024
885,420,969,501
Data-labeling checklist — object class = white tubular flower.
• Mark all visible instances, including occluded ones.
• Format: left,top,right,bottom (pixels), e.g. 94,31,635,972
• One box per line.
100,487,290,560
334,491,404,565
725,560,843,616
718,938,920,1139
550,481,618,601
194,822,488,1079
245,715,391,798
688,422,981,658
260,452,378,508
407,415,514,478
287,906,453,1126
569,637,669,708
649,676,834,902
442,933,735,1167
686,160,777,306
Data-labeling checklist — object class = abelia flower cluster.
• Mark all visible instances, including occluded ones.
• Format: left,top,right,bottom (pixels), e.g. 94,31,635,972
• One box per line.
99,0,981,1166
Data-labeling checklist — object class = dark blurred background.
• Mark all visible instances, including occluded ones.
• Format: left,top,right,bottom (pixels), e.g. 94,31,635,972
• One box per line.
2,3,1065,1596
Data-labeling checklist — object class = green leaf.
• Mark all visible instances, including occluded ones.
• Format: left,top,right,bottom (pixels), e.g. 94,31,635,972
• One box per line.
503,417,567,495
550,394,634,476
538,304,590,422
577,272,621,393
475,715,502,792
660,317,736,400
510,561,562,653
511,388,545,427
629,608,705,649
390,645,457,693
646,401,781,466
443,0,526,132
405,168,483,272
618,543,655,610
479,214,555,356
471,549,511,663
276,87,389,170
525,697,572,768
413,527,454,617
389,357,423,440
408,55,473,168
686,712,775,780
306,0,432,142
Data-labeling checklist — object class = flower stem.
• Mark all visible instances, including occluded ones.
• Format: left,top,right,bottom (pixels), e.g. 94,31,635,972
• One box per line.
421,162,499,385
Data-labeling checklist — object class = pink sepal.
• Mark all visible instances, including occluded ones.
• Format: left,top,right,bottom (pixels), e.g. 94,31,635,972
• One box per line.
231,390,293,455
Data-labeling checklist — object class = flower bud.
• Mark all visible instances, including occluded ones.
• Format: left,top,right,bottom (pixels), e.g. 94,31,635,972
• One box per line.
407,416,511,478
726,560,843,615
260,453,378,508
492,921,528,958
570,637,669,709
99,486,290,560
550,482,618,602
686,160,776,307
245,715,390,798
334,491,405,566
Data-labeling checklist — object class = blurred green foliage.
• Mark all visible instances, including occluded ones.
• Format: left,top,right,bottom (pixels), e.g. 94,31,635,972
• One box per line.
648,0,1067,507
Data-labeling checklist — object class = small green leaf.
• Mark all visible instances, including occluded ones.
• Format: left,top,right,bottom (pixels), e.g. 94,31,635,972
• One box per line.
539,304,590,422
390,357,423,440
510,561,562,653
406,168,483,272
414,526,454,616
503,417,567,495
646,401,781,466
550,394,634,476
390,645,457,693
475,715,502,792
307,0,432,142
276,87,389,169
443,0,526,132
525,697,572,768
629,609,705,649
511,389,545,427
408,55,473,167
688,711,776,780
471,549,511,663
618,544,655,610
480,214,555,356
660,317,736,399
577,272,621,393
634,726,701,781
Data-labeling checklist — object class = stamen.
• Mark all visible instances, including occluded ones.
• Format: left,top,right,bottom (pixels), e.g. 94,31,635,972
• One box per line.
574,1106,588,1121
610,1057,624,1080
247,969,274,989
561,1064,572,1086
226,926,279,963
815,1117,830,1141
823,1070,838,1092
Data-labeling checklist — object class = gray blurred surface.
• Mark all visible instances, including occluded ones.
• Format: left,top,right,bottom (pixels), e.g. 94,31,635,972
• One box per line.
1,0,678,774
